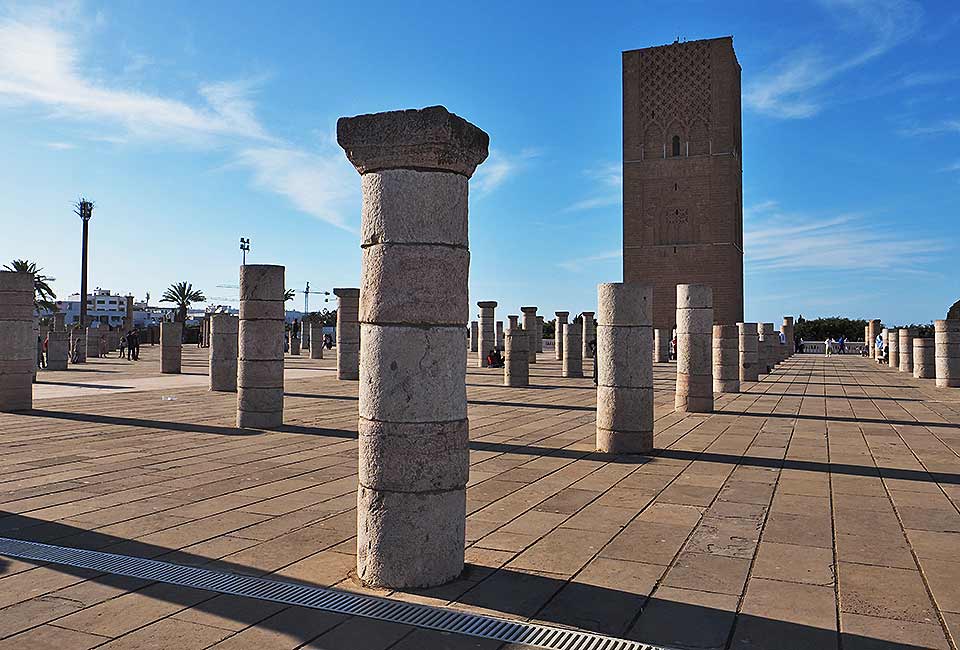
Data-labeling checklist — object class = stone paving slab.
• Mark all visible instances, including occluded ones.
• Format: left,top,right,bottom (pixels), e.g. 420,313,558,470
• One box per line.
0,347,959,649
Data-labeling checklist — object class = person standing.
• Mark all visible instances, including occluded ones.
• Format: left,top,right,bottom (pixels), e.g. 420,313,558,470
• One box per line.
37,334,46,369
118,331,127,359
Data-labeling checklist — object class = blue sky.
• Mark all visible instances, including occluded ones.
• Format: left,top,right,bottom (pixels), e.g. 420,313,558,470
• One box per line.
0,0,957,326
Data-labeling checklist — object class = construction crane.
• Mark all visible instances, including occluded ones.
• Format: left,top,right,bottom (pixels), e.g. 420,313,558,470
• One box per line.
301,282,331,314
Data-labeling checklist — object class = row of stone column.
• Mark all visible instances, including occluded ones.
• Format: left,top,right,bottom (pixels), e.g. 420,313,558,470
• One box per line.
876,322,959,387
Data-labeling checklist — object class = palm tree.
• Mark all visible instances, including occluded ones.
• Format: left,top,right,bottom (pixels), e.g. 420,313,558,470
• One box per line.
161,282,205,322
4,259,57,313
284,289,296,302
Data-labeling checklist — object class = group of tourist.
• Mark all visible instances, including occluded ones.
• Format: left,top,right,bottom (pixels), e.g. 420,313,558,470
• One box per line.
822,335,849,356
117,329,142,361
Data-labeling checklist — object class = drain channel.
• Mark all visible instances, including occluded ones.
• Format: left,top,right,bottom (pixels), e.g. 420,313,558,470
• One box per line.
0,537,666,650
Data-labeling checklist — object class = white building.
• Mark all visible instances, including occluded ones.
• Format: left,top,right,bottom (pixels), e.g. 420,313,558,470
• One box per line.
46,288,168,328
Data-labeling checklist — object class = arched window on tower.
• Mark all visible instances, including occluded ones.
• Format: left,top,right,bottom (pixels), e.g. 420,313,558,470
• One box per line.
671,135,681,157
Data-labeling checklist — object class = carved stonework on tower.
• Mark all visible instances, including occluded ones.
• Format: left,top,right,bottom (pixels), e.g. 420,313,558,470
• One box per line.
623,37,743,328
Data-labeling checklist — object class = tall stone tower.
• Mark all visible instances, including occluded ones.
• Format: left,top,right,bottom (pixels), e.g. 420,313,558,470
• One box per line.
622,37,743,328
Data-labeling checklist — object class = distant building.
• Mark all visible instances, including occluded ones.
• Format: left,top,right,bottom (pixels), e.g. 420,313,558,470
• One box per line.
45,288,170,328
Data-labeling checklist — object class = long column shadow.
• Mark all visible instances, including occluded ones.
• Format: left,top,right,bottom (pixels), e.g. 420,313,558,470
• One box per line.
718,408,960,430
0,512,935,650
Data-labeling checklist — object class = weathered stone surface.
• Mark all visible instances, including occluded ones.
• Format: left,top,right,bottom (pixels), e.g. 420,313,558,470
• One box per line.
334,288,360,381
239,265,284,302
563,320,584,378
358,324,467,423
555,311,569,361
46,330,69,371
361,170,468,246
356,486,466,588
237,299,284,321
237,359,284,388
288,333,301,356
209,314,238,392
309,322,324,359
478,301,497,368
676,284,713,413
888,328,900,370
469,320,478,353
758,323,777,374
898,328,915,374
738,322,759,383
536,315,544,353
713,324,739,393
597,385,654,433
160,322,182,374
934,320,960,388
597,325,654,387
238,264,284,429
581,311,596,360
0,271,32,412
238,321,285,360
504,320,530,387
914,338,934,379
867,319,881,358
520,307,538,364
654,328,671,363
338,105,489,177
358,418,469,492
496,320,504,349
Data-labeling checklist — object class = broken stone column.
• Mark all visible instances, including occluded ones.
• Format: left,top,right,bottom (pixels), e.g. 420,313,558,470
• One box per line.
469,320,478,353
496,320,504,349
339,105,488,589
160,322,182,374
898,328,916,373
46,330,69,371
782,316,795,359
554,311,569,361
32,319,38,382
209,314,238,392
309,322,324,359
0,271,33,411
738,322,759,383
334,288,360,380
520,307,538,363
595,283,653,454
477,301,497,367
238,264,285,429
675,284,713,413
758,323,777,374
504,315,529,387
888,328,899,369
53,312,65,332
536,315,544,353
288,331,301,356
654,328,671,363
85,327,100,359
913,338,934,379
713,324,740,393
302,323,310,350
934,320,960,388
867,319,881,358
563,316,584,378
582,311,596,359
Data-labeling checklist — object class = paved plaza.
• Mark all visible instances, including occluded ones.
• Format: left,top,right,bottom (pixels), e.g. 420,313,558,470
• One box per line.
2,347,960,649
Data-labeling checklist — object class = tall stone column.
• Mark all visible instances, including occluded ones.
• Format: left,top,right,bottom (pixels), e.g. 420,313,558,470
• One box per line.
758,323,777,373
879,328,889,361
675,284,713,413
595,283,653,454
469,320,478,353
888,328,899,369
782,316,795,359
496,320,504,349
209,314,238,392
85,327,100,359
520,307,538,363
563,317,583,378
32,319,39,382
713,324,739,393
554,311,569,361
581,311,596,359
738,322,759,383
504,315,529,387
160,322,182,374
867,319,881,358
477,301,496,367
338,105,488,588
334,288,360,380
46,330,69,371
302,323,310,350
654,328,671,363
288,331,301,356
53,312,65,332
0,271,33,411
536,315,544,353
913,338,934,379
238,264,285,429
309,322,324,359
898,328,916,373
934,320,960,388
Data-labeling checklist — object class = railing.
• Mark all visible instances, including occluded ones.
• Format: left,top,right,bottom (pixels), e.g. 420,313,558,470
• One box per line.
799,341,867,355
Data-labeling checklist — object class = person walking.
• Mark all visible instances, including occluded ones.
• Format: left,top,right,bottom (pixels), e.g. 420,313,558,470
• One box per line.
118,331,126,359
37,334,46,369
825,337,833,356
130,329,140,361
838,335,846,355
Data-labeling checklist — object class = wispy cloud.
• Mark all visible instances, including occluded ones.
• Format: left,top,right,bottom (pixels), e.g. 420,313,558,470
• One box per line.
745,0,924,119
744,201,948,273
472,147,540,196
43,141,75,150
557,249,622,272
563,162,622,213
899,118,960,137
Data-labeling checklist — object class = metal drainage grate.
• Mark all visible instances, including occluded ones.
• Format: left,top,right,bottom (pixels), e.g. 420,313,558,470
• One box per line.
0,537,666,650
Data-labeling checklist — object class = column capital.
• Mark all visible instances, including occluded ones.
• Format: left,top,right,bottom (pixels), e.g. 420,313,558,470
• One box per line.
477,301,497,309
338,106,489,177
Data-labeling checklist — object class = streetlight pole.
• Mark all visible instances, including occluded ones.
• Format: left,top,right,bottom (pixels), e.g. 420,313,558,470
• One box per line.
239,237,250,265
74,198,94,328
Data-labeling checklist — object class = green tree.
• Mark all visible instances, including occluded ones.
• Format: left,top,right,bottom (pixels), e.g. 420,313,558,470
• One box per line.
794,317,867,343
161,282,205,322
284,288,296,302
305,308,337,327
3,259,57,313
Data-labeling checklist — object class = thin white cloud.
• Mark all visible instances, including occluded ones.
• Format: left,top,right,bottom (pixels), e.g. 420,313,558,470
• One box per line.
235,147,358,232
557,249,622,272
43,141,75,149
745,0,924,119
744,204,947,273
900,118,960,137
472,148,540,196
563,162,622,213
